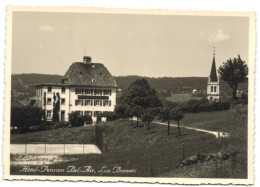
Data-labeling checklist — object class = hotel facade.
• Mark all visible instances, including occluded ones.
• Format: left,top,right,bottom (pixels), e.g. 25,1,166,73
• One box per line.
35,56,117,122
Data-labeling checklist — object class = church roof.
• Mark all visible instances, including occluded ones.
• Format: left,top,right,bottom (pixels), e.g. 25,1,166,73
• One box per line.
62,62,117,87
210,56,218,82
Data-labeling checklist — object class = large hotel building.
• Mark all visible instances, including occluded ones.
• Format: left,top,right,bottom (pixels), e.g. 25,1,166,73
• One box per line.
35,56,117,122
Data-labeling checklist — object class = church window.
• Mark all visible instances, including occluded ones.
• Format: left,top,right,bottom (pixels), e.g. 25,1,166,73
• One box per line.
214,86,217,92
211,86,213,92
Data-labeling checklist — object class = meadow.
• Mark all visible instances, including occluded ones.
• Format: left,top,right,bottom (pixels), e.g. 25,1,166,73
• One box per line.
10,106,248,178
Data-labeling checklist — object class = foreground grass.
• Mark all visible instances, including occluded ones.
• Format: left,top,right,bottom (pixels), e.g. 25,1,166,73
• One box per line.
11,107,248,178
11,125,95,144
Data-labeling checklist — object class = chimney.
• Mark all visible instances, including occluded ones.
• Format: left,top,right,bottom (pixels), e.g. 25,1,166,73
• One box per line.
83,56,92,64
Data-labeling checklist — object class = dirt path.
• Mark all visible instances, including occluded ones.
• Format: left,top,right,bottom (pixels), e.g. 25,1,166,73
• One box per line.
154,121,229,138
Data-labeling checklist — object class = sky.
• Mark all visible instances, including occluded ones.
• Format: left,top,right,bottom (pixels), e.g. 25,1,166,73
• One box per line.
11,11,249,77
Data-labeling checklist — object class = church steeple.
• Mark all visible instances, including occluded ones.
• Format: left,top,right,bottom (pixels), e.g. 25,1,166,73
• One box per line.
207,47,220,102
210,47,218,82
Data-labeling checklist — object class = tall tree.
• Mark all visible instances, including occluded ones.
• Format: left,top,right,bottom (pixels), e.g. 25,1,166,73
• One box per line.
218,55,248,100
52,92,60,122
171,108,185,136
120,79,161,109
119,79,161,126
43,92,46,121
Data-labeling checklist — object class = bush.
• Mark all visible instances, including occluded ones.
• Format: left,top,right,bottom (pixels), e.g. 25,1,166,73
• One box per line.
179,99,230,113
68,111,84,127
82,115,93,125
11,106,44,133
53,121,69,129
100,112,119,121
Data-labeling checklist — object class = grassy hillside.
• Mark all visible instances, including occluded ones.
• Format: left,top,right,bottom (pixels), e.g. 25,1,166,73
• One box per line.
11,107,247,178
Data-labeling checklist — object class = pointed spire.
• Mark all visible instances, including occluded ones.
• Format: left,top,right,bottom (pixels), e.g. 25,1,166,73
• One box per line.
210,47,218,82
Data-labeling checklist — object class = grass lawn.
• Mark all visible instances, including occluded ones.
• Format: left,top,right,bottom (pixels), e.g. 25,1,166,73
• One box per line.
11,125,95,144
166,93,201,102
10,107,248,178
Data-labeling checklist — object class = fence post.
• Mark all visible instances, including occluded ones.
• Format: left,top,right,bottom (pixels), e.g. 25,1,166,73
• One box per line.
182,143,185,160
64,134,65,155
45,132,47,154
25,143,27,154
83,139,84,155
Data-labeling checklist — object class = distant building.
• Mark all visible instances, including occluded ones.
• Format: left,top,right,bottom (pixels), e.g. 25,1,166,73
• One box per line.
207,48,220,101
35,56,117,122
192,89,197,93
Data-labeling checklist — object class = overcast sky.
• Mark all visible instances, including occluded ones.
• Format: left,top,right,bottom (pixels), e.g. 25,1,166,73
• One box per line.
11,11,249,77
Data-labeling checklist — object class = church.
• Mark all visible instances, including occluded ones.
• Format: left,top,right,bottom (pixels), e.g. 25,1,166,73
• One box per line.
35,56,117,122
207,48,220,101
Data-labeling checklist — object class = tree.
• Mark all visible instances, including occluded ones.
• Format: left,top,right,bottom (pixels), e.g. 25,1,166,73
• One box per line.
43,92,46,121
141,109,155,131
218,55,248,100
120,79,161,109
119,79,161,126
131,105,143,127
114,104,129,119
52,92,60,122
11,106,43,133
159,107,172,135
171,108,185,136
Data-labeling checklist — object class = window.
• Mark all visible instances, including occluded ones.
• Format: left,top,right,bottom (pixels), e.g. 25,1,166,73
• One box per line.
103,89,111,96
47,98,52,105
94,89,101,95
94,111,101,117
46,111,52,119
85,89,92,95
75,100,83,106
75,88,83,95
94,100,101,106
85,99,91,106
76,111,83,116
84,111,92,116
61,111,65,122
103,100,111,106
211,86,213,92
214,86,217,92
62,87,66,93
61,98,65,105
48,87,52,93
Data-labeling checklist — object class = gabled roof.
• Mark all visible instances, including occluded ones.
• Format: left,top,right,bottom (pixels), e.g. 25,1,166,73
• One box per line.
210,56,218,82
62,62,117,87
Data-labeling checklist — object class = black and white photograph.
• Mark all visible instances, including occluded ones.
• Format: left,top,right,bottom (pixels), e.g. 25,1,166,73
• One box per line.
3,6,255,184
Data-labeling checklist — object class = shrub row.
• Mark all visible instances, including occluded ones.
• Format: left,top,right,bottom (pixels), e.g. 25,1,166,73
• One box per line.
180,99,231,113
